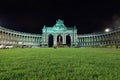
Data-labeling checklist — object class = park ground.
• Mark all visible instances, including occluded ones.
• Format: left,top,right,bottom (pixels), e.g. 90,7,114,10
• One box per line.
0,48,120,80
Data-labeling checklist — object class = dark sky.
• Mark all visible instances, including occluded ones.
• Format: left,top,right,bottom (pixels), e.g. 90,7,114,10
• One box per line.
0,0,120,34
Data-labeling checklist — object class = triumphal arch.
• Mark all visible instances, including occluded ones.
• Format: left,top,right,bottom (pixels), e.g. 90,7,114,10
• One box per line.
0,19,120,47
42,19,77,47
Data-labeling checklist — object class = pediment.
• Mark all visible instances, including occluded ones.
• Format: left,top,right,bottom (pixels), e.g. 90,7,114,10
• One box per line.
53,19,67,30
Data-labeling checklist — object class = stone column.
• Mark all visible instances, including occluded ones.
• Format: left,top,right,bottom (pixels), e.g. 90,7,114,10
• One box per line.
54,34,57,46
62,34,64,44
64,34,66,44
39,37,41,43
19,35,21,42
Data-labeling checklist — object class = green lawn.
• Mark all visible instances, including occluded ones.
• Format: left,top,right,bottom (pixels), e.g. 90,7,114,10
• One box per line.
0,48,120,80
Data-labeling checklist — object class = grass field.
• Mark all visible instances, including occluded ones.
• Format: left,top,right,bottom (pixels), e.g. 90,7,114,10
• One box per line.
0,48,120,80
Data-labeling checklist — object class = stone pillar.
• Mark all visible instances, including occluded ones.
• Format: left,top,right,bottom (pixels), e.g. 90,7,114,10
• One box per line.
10,33,12,42
34,37,36,45
19,35,20,42
0,31,1,39
54,34,57,46
88,37,90,46
29,36,31,45
39,37,41,43
36,37,38,44
94,36,96,45
28,36,29,44
62,34,65,44
22,35,24,44
64,34,66,44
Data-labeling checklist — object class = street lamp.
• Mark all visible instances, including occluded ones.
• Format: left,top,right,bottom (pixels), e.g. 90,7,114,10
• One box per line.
105,28,110,32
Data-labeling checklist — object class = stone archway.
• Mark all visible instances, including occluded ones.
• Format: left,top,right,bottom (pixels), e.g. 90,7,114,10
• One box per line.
66,34,71,47
57,34,63,45
48,34,54,47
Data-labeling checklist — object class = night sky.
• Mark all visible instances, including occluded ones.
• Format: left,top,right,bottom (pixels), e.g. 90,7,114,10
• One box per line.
0,0,120,34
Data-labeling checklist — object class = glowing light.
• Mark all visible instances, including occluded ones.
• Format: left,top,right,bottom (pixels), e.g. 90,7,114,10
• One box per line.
105,28,110,32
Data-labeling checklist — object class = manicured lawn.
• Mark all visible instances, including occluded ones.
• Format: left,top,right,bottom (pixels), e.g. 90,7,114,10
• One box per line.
0,48,120,80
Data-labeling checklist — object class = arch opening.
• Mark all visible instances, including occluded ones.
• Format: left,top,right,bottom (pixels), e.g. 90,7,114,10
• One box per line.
66,35,71,47
48,34,54,47
57,34,63,45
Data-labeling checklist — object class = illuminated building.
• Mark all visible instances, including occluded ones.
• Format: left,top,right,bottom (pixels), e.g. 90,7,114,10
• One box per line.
0,19,120,47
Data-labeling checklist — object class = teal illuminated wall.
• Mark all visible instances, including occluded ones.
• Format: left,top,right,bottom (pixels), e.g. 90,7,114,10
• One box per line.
42,19,77,47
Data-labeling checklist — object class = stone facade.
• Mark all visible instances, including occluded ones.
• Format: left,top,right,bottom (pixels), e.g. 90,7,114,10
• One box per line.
77,29,120,47
0,19,120,47
42,19,77,47
0,26,42,46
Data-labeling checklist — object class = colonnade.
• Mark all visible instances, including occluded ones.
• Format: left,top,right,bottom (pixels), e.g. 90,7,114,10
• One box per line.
78,30,120,47
1,25,120,47
0,26,42,46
